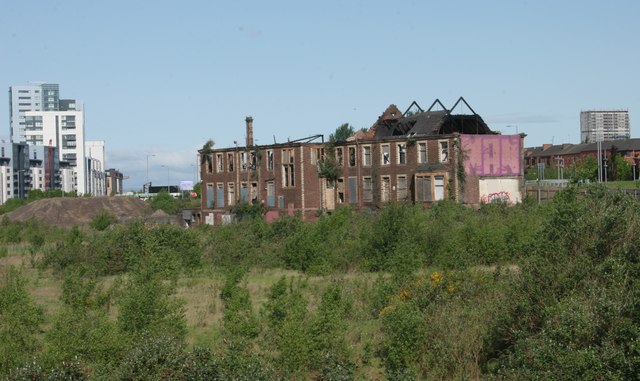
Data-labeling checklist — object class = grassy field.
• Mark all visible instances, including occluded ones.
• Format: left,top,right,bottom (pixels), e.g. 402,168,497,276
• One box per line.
1,247,518,380
2,190,638,379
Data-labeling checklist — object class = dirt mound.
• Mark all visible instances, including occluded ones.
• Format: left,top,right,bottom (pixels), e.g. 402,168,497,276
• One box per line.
6,196,153,228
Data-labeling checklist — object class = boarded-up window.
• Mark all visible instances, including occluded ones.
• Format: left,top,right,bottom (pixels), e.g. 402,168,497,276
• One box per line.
416,174,445,201
397,175,407,201
363,146,371,166
416,175,432,202
206,183,214,208
241,182,249,201
228,182,235,206
348,177,357,204
363,177,372,202
434,176,445,200
267,181,275,207
381,176,390,202
216,183,224,207
418,142,427,164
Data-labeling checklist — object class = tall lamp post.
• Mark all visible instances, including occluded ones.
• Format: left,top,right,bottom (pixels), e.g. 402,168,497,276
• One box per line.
146,154,155,192
161,165,170,194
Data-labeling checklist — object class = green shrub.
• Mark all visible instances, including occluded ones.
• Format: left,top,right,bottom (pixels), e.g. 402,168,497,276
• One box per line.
0,268,44,374
117,263,186,339
262,277,312,374
109,333,220,381
89,210,117,231
148,190,179,214
220,269,260,350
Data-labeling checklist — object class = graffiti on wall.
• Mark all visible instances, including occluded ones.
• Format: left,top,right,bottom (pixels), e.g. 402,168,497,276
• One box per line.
461,135,521,177
480,191,511,204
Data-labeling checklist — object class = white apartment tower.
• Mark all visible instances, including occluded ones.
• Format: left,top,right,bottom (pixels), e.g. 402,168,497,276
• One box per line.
9,83,59,143
580,110,630,143
86,140,106,196
23,106,88,194
8,83,108,198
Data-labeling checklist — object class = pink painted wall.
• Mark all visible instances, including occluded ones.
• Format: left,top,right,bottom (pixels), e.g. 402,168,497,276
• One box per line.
461,134,522,177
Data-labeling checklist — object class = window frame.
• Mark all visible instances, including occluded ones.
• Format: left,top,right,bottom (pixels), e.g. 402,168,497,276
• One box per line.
363,176,373,202
397,143,406,165
417,142,427,164
348,146,356,167
362,145,371,167
439,140,449,163
397,175,408,201
381,144,391,166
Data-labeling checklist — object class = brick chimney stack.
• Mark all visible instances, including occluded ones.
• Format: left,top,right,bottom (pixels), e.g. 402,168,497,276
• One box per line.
245,116,254,147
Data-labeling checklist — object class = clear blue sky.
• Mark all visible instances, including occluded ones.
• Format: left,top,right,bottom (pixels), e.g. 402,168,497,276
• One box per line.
1,0,638,190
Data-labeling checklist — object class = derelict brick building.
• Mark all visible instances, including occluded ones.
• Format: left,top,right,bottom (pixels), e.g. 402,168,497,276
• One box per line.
200,98,525,223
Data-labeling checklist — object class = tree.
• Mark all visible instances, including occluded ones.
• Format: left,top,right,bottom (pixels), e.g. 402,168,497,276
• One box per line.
572,156,598,182
117,262,186,339
615,154,632,181
329,123,355,143
149,189,179,214
90,210,118,231
0,268,44,373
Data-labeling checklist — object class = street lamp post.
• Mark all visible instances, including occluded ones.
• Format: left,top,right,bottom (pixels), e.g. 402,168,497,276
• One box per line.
146,154,155,192
161,165,170,194
506,124,519,134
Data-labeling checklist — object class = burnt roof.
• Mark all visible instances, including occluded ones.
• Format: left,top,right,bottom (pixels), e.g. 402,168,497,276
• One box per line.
370,99,495,139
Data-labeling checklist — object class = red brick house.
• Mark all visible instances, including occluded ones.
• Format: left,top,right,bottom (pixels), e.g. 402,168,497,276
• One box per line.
200,98,525,223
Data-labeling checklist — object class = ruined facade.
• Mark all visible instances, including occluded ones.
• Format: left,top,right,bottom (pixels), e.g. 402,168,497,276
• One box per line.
200,98,525,223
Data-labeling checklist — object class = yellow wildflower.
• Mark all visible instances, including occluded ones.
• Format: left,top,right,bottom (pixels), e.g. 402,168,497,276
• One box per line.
430,271,443,285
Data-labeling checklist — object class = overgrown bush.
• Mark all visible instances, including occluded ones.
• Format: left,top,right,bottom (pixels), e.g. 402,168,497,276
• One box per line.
44,272,124,367
485,186,640,379
117,261,186,339
0,268,44,374
89,210,117,231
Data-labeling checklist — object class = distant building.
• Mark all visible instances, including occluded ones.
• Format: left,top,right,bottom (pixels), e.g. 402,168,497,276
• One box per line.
8,83,110,198
0,141,63,204
86,140,106,196
106,168,124,196
525,138,640,180
28,145,61,192
24,108,88,194
580,110,630,143
8,83,60,143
